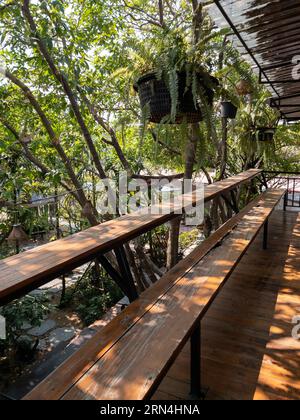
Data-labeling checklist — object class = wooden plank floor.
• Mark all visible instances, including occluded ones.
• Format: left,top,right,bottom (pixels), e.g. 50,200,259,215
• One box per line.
152,210,300,401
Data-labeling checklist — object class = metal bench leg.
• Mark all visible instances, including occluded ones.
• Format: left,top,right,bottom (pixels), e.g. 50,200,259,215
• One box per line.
263,219,269,250
98,247,138,303
284,191,288,212
114,246,139,302
190,322,205,399
97,254,132,299
261,172,268,190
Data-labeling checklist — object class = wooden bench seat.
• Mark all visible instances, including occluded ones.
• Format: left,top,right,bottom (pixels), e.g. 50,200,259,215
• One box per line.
24,188,284,400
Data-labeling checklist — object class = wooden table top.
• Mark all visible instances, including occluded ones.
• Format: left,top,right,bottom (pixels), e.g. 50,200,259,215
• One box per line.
0,169,262,304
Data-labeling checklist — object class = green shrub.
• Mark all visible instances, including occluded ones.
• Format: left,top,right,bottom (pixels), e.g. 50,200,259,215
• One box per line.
67,268,123,326
142,225,168,267
179,229,199,252
0,294,51,355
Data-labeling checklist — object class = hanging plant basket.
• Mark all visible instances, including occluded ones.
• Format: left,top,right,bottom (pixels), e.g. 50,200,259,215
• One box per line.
7,224,29,243
134,71,217,124
236,79,252,96
221,101,238,119
256,127,276,142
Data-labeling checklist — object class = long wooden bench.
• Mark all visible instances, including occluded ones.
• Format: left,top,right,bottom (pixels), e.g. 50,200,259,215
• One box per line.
24,188,284,400
0,169,261,305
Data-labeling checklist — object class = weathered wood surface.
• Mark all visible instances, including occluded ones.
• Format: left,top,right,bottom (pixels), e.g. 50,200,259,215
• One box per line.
0,169,261,304
24,192,265,400
25,188,283,400
153,210,300,401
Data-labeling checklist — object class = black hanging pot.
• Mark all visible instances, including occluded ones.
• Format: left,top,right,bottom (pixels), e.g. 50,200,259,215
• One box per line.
257,127,276,142
134,71,217,124
221,101,238,119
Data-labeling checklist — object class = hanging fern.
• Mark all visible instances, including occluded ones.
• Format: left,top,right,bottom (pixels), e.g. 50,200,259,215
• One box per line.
139,103,151,155
197,83,218,149
195,124,208,167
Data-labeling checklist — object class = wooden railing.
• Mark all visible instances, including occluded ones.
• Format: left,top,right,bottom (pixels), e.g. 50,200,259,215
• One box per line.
263,171,300,209
0,169,262,306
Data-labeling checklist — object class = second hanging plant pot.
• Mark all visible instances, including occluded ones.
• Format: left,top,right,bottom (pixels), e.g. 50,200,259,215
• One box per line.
221,101,238,119
134,71,216,124
257,127,276,142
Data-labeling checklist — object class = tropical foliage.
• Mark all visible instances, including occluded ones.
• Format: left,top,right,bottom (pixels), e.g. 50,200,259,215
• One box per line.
0,0,299,370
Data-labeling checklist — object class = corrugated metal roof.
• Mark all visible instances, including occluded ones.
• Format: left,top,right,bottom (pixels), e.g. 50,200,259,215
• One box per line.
210,0,300,121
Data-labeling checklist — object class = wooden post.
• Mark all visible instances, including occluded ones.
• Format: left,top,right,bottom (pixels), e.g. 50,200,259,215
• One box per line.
220,117,228,179
190,322,202,398
284,190,288,212
55,187,60,239
263,219,269,250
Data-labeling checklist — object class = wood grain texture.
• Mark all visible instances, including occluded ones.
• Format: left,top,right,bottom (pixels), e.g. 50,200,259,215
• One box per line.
24,188,282,401
0,169,261,304
152,210,300,401
24,191,266,400
58,189,282,400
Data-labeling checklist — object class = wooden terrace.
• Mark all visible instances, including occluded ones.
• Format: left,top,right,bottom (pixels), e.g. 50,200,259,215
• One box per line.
1,0,300,403
1,169,300,401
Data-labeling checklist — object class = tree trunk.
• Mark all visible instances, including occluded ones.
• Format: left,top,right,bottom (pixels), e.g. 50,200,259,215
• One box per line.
166,123,199,270
124,243,147,293
22,1,107,181
4,70,99,227
166,0,204,269
158,0,164,27
166,217,181,270
219,117,228,180
134,239,158,285
167,0,204,271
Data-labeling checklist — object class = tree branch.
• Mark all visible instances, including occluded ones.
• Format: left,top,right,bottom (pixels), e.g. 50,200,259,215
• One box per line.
150,129,182,157
0,1,17,12
122,0,164,28
79,89,133,175
22,0,107,181
192,0,203,44
158,0,164,27
0,117,81,203
3,69,99,224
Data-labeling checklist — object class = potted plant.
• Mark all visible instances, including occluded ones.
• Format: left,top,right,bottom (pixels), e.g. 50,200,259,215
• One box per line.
236,79,253,96
221,101,238,119
134,69,218,124
241,95,280,143
257,127,276,142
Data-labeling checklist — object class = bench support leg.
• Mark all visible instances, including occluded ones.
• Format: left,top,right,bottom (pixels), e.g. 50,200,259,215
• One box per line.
263,219,269,250
221,192,239,215
261,173,268,190
190,323,205,399
98,248,138,303
284,191,288,212
114,246,139,302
